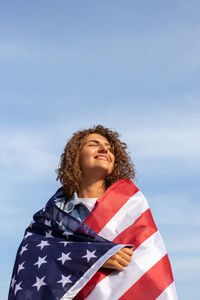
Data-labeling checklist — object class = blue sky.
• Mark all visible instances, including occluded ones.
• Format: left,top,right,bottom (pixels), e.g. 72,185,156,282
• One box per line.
1,1,200,299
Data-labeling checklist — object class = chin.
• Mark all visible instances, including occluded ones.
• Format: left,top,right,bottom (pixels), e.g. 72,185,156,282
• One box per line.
95,166,111,177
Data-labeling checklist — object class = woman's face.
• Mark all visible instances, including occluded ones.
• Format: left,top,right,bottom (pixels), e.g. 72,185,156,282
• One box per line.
79,133,115,180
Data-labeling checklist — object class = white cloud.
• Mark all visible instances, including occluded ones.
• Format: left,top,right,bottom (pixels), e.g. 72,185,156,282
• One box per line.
1,115,199,185
0,202,31,238
0,129,58,182
148,193,200,226
124,126,200,161
167,236,200,253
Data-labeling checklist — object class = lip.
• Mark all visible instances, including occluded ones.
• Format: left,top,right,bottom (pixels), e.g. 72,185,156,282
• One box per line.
94,155,109,162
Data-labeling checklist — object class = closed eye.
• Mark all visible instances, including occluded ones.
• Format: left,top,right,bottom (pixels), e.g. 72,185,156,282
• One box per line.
85,140,112,151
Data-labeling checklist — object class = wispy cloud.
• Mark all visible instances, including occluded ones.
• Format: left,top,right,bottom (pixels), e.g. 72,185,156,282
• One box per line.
167,236,200,254
127,127,200,161
0,130,58,182
1,113,199,185
149,193,200,226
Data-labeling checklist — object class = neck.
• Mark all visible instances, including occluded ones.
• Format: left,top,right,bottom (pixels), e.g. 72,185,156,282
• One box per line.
78,178,106,198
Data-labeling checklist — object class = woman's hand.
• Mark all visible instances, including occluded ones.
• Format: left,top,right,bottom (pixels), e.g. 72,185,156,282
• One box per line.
102,247,133,271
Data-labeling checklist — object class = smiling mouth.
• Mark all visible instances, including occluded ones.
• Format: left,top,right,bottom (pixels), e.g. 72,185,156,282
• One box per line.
95,156,109,162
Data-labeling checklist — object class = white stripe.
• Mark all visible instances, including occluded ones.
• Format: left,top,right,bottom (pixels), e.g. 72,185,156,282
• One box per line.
98,191,149,240
156,282,178,300
86,231,167,300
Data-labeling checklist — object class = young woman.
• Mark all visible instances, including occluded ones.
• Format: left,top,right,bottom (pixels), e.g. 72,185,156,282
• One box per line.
9,125,177,300
55,125,135,272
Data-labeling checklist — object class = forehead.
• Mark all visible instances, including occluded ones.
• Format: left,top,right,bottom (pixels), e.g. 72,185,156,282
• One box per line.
84,133,110,144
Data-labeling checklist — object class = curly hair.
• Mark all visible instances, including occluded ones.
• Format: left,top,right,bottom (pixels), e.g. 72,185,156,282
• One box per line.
56,125,136,198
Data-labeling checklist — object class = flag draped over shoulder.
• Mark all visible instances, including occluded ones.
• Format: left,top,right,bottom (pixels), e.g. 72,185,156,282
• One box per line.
8,179,178,300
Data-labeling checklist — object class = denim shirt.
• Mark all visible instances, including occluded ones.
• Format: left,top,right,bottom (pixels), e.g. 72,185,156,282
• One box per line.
55,190,91,222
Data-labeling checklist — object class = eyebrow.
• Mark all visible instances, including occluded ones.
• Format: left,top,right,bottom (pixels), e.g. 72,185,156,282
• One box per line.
85,139,111,147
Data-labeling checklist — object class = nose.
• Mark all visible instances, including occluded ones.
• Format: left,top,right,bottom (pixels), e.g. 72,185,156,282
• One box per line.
98,144,108,153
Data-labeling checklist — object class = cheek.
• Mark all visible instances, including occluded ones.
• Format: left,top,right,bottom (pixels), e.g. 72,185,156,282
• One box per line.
111,154,115,164
110,155,115,170
79,151,85,168
79,149,92,167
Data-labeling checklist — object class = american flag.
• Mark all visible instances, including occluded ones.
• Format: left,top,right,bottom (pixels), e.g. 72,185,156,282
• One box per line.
8,179,178,299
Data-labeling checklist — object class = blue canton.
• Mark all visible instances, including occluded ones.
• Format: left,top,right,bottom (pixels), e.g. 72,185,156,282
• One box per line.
8,188,123,300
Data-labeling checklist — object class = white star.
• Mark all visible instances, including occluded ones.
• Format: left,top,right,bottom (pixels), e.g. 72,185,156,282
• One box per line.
36,240,49,250
17,261,25,274
62,231,73,239
82,249,97,262
34,255,47,268
24,232,32,239
57,252,71,265
32,276,46,291
45,230,54,238
44,219,51,226
59,241,70,247
57,274,72,287
19,244,28,256
14,281,22,295
57,220,63,227
10,275,16,289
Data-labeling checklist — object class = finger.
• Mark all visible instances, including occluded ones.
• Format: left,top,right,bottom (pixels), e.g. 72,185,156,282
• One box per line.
116,255,130,267
120,247,133,256
119,251,132,262
102,258,125,271
114,262,125,271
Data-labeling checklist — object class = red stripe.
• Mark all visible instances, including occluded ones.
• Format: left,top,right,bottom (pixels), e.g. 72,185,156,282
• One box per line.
113,208,157,248
119,254,174,300
84,179,139,233
74,209,158,300
73,270,112,300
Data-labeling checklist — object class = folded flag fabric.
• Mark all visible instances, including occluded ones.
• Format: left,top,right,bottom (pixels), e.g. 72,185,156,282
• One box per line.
8,179,178,300
75,179,178,300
